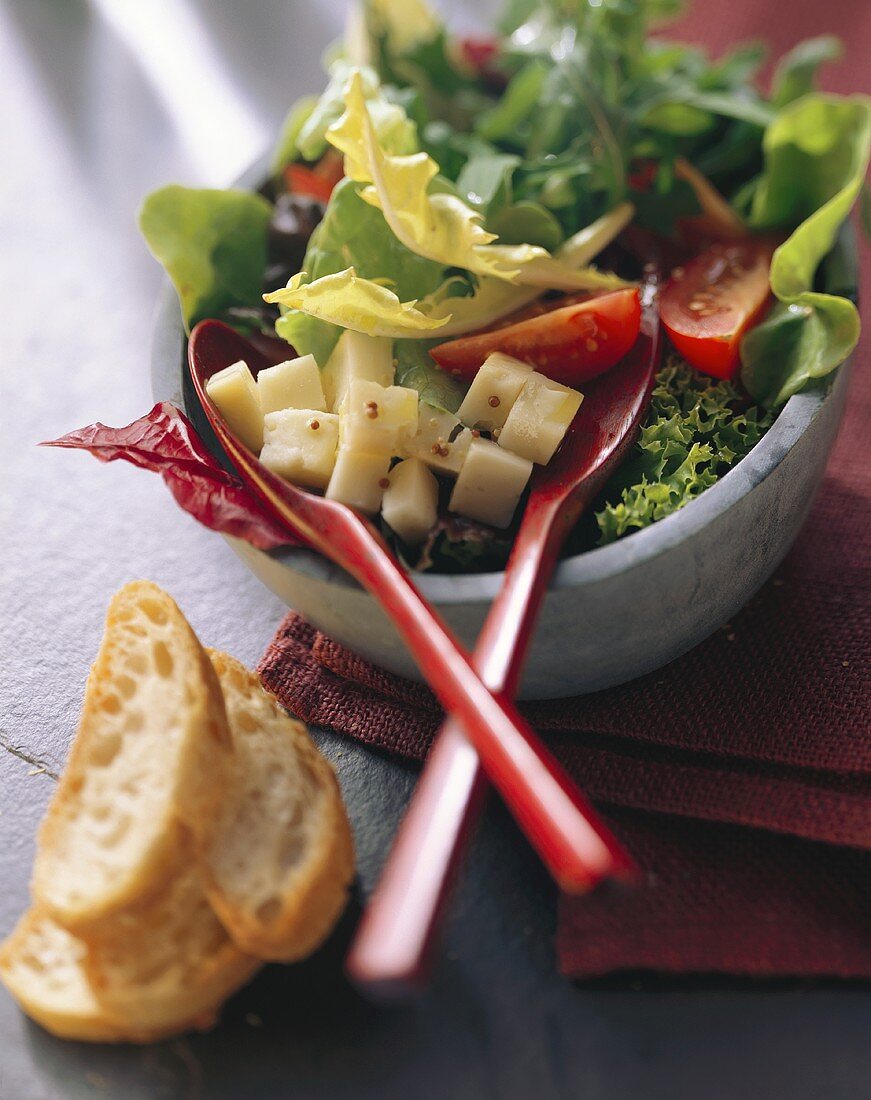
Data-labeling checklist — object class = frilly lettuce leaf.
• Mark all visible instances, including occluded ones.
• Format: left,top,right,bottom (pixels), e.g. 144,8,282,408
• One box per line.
295,61,418,164
596,361,772,543
264,269,449,338
138,185,271,332
741,94,871,406
271,198,635,347
326,70,630,290
271,176,446,362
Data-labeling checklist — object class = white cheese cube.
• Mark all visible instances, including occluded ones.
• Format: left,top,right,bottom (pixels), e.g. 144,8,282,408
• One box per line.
449,437,532,528
381,458,439,546
205,360,263,453
257,355,326,414
260,409,339,490
326,446,392,513
340,380,419,453
456,352,533,431
403,404,473,477
498,374,583,465
322,331,395,412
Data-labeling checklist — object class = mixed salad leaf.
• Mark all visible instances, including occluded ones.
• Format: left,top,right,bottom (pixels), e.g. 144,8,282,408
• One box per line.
133,0,870,566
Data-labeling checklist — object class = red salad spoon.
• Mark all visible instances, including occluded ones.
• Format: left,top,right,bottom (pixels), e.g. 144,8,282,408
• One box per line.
346,273,662,999
188,322,635,897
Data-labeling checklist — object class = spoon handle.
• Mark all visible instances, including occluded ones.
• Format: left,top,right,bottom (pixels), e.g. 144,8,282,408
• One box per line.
202,405,632,899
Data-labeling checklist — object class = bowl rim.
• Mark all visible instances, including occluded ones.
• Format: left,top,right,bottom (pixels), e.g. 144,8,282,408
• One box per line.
151,155,851,606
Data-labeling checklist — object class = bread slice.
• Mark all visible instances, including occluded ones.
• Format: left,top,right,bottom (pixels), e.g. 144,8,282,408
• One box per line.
0,910,133,1043
83,831,260,1035
32,581,232,932
201,651,355,961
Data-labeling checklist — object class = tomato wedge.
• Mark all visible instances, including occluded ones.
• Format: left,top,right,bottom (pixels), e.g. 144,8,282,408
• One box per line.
429,288,642,386
283,151,344,205
660,240,775,380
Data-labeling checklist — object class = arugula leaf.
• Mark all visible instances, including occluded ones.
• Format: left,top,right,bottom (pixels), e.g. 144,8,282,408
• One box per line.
393,342,465,413
771,36,842,109
138,185,271,332
476,61,549,143
742,94,871,405
596,361,772,542
455,153,520,214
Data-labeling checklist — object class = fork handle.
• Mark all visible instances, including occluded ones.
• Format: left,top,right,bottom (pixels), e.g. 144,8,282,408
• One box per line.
345,507,583,996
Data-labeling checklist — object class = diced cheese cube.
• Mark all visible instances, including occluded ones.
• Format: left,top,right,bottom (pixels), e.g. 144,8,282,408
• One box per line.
326,447,392,514
448,437,532,528
322,331,395,412
456,352,533,431
257,355,326,414
403,404,473,477
381,458,439,546
260,409,339,490
498,374,583,465
205,360,263,453
340,380,418,454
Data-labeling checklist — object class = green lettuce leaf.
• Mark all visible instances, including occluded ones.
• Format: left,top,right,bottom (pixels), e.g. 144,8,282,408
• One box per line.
271,96,319,173
271,176,446,362
741,94,871,406
596,362,772,543
138,185,271,332
393,341,465,413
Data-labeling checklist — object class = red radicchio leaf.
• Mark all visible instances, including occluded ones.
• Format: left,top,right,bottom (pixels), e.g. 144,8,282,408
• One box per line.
41,402,299,552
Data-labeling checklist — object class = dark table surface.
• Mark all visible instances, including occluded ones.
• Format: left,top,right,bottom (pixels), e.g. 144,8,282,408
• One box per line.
2,1,870,1098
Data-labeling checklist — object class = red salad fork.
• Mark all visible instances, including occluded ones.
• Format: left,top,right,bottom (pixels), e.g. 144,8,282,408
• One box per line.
346,273,662,998
188,322,636,899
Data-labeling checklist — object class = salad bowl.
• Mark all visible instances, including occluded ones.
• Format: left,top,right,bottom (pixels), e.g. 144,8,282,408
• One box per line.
151,155,856,699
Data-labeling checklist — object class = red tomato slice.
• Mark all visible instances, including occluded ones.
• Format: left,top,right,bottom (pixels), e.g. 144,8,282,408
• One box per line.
659,240,775,380
429,288,642,386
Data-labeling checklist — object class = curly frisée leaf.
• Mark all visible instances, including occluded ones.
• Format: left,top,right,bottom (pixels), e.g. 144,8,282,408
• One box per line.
596,362,772,543
264,269,449,338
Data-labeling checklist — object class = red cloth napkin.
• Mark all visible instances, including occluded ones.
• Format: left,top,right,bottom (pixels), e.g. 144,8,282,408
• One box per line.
259,0,871,977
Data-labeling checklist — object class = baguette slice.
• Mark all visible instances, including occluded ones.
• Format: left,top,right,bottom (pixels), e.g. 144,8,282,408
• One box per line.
0,910,166,1044
32,582,232,932
83,832,260,1036
202,651,355,961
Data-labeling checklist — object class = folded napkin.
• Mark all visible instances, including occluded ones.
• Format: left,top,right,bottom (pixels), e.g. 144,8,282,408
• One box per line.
258,330,870,978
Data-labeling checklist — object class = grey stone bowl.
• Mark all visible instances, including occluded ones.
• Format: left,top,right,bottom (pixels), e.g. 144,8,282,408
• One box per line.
150,164,856,699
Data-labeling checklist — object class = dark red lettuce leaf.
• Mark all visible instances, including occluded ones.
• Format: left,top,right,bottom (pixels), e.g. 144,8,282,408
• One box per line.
41,402,298,551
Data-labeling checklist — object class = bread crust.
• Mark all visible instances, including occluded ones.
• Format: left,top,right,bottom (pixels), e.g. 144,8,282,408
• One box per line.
31,582,232,933
202,651,355,961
